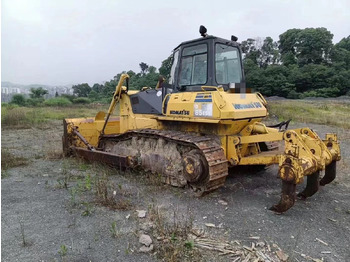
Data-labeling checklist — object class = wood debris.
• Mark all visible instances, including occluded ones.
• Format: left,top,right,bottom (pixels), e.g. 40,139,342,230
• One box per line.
293,250,324,262
315,238,328,246
194,236,282,261
276,250,289,261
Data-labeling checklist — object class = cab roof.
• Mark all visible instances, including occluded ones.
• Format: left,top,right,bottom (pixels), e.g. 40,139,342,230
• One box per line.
173,35,240,51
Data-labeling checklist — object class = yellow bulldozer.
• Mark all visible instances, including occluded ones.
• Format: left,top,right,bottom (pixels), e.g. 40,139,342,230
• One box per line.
63,26,341,213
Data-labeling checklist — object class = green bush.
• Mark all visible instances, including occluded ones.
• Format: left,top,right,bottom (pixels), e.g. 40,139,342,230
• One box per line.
301,87,340,98
60,94,75,102
98,97,112,104
10,94,26,106
44,97,72,107
73,97,91,104
26,98,45,106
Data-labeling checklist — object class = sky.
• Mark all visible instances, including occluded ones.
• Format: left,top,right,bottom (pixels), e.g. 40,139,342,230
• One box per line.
1,0,350,86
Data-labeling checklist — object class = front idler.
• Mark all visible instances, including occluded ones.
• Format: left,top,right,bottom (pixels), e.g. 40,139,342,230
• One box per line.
320,160,336,186
182,150,209,195
269,181,296,213
297,171,320,200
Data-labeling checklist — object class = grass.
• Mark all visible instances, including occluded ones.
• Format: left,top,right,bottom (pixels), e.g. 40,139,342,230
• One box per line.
1,149,28,172
110,221,119,238
19,219,30,247
45,148,63,160
58,244,68,257
267,99,350,129
1,103,114,129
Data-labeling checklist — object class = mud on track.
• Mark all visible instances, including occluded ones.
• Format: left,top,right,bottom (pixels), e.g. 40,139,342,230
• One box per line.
2,120,350,261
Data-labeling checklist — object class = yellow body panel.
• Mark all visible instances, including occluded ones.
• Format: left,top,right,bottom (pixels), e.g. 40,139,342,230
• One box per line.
165,90,267,120
65,117,120,147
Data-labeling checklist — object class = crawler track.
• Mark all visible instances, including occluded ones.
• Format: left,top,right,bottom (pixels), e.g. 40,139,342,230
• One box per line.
99,129,228,194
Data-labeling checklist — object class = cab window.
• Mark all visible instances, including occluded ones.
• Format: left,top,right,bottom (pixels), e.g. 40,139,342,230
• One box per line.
179,44,207,86
215,44,242,84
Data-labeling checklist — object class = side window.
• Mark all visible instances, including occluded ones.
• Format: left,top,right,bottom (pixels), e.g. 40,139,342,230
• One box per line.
169,50,179,85
215,44,242,84
179,44,207,86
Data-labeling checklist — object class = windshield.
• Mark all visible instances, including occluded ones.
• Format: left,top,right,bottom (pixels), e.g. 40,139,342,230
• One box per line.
215,44,242,84
179,44,207,86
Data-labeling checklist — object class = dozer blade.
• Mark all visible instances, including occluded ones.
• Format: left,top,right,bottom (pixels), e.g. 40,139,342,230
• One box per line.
73,147,137,168
297,171,320,200
320,160,336,186
269,181,296,213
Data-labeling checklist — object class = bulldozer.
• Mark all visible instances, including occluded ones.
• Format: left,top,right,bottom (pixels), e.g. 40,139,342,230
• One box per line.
63,26,341,213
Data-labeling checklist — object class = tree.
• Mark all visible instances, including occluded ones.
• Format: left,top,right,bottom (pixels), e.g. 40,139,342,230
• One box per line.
259,37,280,68
55,91,59,97
92,83,104,93
159,56,173,81
331,36,350,70
29,87,48,99
72,83,92,97
11,94,26,106
241,38,261,64
279,28,333,66
139,62,149,75
336,36,350,51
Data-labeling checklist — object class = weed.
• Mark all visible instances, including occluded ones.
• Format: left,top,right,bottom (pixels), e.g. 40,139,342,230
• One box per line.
85,174,92,191
146,171,164,187
110,221,119,238
58,244,68,257
125,242,133,254
19,220,29,247
45,149,63,160
94,173,133,210
1,170,10,179
79,162,89,171
81,202,93,216
148,205,200,261
69,188,78,206
1,149,28,171
57,174,71,189
56,163,71,189
184,240,194,250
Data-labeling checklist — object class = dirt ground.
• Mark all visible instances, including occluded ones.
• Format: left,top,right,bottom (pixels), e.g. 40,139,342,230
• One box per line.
1,120,350,262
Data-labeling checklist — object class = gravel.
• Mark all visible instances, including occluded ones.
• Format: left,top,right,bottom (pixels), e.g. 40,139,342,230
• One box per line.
2,120,350,261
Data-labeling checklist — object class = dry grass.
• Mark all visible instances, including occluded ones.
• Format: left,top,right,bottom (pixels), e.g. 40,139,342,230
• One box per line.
45,149,64,160
94,172,133,210
148,205,201,262
1,149,28,171
1,103,112,129
267,99,350,129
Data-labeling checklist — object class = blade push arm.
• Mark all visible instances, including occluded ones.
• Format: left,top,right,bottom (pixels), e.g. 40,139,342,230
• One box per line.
101,73,129,135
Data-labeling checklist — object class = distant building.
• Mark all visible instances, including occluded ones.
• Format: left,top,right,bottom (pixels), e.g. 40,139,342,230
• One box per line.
1,87,20,94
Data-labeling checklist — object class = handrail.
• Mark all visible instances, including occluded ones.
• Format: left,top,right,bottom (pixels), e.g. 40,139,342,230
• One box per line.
256,92,267,106
162,94,171,115
201,86,220,91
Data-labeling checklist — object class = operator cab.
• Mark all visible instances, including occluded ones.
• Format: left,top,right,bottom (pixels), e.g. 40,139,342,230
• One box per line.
169,26,245,92
130,26,245,115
